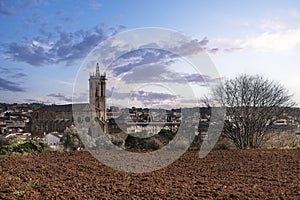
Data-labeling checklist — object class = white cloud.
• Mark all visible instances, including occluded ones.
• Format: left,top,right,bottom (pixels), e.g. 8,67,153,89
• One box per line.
88,1,102,9
247,29,300,53
57,80,74,87
111,39,127,47
290,9,300,19
209,38,245,51
31,40,53,51
260,19,291,32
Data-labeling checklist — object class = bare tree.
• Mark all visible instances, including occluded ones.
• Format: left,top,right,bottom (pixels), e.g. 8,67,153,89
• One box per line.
61,125,84,151
213,74,294,149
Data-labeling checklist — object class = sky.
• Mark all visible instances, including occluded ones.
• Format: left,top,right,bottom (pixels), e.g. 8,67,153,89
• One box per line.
1,0,300,107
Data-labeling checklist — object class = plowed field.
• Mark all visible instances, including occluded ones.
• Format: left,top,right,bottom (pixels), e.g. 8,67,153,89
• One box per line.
1,149,299,199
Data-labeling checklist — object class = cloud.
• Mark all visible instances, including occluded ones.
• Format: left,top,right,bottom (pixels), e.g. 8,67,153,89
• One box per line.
184,74,209,83
0,67,27,92
120,64,182,84
20,0,38,8
47,93,73,102
167,37,208,56
208,25,300,53
111,49,176,76
2,24,126,66
114,62,217,85
0,77,26,92
163,36,242,55
23,98,53,104
260,19,291,32
0,0,14,16
56,10,63,15
131,90,177,101
208,48,220,54
108,87,178,105
290,9,300,19
47,94,71,103
62,17,74,24
0,66,27,79
224,47,243,53
89,0,102,9
129,90,179,108
108,89,178,107
48,92,88,103
108,36,244,77
10,72,27,78
247,28,300,52
208,38,245,53
57,80,74,87
3,42,53,66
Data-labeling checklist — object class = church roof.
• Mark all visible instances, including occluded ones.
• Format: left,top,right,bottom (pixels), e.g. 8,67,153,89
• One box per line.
36,103,88,112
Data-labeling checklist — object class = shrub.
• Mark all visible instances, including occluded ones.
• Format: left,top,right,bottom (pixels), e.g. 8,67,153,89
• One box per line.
0,140,49,155
125,135,160,151
111,136,124,147
263,131,300,149
213,137,235,150
158,129,175,141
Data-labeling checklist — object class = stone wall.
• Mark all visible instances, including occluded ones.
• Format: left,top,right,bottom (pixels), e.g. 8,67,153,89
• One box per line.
31,104,73,135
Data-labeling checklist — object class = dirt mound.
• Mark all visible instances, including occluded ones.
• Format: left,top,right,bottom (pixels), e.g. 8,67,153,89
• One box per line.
0,149,299,199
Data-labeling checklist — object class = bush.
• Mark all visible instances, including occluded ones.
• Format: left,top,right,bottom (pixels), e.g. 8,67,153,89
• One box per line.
111,136,124,147
125,135,160,151
0,140,49,155
158,129,175,141
263,131,299,149
0,136,19,146
213,137,234,150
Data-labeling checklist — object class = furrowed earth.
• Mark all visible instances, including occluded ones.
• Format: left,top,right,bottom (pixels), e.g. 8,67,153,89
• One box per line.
0,149,299,199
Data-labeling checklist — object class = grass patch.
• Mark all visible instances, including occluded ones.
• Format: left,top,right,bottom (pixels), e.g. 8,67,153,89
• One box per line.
26,181,35,188
13,190,25,197
280,145,300,149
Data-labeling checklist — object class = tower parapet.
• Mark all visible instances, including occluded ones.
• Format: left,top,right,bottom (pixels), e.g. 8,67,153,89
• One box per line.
90,63,106,78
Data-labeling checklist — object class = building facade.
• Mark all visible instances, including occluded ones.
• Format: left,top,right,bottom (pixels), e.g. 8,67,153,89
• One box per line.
31,64,107,135
89,63,107,127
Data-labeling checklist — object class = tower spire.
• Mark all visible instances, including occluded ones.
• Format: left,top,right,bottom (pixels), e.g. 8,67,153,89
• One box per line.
96,63,100,76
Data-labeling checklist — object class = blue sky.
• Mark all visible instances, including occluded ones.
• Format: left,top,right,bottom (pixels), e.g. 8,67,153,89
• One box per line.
1,0,300,106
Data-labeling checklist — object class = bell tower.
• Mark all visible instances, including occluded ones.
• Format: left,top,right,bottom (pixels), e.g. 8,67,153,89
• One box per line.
89,63,107,128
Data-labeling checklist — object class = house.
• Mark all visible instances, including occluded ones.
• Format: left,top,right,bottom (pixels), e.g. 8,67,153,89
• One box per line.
2,132,31,142
44,132,62,149
273,113,298,126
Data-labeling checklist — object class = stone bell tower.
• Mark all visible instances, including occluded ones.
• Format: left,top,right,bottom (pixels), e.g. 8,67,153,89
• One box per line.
89,63,107,130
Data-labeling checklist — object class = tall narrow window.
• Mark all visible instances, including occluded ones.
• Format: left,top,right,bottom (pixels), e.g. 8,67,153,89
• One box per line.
101,82,104,96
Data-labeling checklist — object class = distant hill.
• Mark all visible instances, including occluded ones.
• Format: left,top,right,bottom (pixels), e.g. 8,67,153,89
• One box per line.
0,103,46,112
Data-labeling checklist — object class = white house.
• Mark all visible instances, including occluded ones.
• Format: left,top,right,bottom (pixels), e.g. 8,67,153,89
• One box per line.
44,132,62,149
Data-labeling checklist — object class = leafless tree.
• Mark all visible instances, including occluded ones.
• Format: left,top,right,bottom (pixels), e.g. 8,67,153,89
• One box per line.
61,125,84,151
213,74,294,149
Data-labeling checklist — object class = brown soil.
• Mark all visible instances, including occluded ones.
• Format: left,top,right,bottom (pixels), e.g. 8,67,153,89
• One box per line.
0,149,299,199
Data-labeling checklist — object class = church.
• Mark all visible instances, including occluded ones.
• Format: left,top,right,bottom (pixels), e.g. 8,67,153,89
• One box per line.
30,64,108,136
